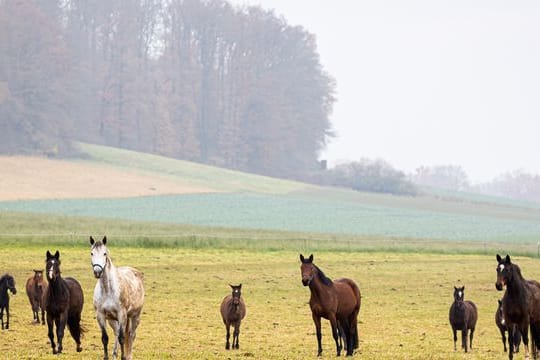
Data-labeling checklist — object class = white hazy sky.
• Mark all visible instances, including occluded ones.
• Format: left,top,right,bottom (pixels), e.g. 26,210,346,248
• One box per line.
231,0,540,183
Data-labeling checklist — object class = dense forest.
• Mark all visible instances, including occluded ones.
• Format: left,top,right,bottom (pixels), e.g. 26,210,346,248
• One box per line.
0,0,335,179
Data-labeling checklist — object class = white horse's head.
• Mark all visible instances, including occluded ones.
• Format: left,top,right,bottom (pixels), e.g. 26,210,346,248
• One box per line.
90,236,109,278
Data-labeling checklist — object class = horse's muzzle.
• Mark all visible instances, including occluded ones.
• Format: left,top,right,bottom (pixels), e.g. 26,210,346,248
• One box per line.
495,282,503,291
302,278,311,286
93,264,104,278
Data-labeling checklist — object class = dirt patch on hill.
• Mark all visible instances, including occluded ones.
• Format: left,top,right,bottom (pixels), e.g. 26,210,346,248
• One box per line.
0,156,218,201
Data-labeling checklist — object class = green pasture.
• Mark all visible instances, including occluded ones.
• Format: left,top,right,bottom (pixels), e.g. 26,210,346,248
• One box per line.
2,192,540,244
1,244,538,359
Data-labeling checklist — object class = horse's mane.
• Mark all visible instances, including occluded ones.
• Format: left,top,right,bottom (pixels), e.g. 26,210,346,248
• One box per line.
508,262,529,307
314,265,333,286
0,274,12,283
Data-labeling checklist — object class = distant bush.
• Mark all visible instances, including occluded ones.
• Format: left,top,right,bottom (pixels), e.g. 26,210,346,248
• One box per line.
323,159,418,196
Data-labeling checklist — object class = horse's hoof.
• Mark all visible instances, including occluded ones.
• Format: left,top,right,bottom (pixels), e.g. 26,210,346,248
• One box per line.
77,346,82,352
52,350,57,355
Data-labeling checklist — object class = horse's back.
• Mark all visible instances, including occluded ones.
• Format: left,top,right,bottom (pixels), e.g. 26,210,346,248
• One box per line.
526,279,540,323
64,277,84,314
334,278,361,316
465,301,478,327
117,266,145,312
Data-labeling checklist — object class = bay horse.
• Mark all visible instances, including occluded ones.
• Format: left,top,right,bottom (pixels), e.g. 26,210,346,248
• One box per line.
26,269,46,324
0,274,16,330
496,299,522,353
43,250,84,354
448,286,477,352
299,254,361,356
496,254,540,360
90,236,145,360
220,284,246,350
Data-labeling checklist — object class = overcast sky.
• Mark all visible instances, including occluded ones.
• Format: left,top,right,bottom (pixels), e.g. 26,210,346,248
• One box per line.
231,0,540,183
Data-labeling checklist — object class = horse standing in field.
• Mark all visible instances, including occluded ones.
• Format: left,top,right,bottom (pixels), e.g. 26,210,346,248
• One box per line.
448,286,477,352
496,299,522,353
0,274,16,330
43,250,84,354
26,269,46,324
220,284,246,350
299,254,361,357
496,254,540,360
90,236,145,360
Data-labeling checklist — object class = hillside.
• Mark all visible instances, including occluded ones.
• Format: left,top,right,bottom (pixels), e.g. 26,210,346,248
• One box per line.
1,143,539,243
0,143,312,201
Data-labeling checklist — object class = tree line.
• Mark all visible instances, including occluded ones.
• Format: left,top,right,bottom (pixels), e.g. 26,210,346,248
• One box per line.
0,0,335,179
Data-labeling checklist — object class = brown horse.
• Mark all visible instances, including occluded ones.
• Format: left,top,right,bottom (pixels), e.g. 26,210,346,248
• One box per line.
496,299,521,353
300,254,361,357
44,250,85,354
26,269,46,325
448,286,477,352
220,284,246,350
496,254,540,360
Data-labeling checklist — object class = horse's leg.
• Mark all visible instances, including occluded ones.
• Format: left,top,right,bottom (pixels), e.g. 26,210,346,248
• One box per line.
126,314,140,360
5,303,8,330
452,327,457,351
233,321,241,349
46,313,57,354
0,306,4,330
97,312,109,360
312,314,323,356
521,322,529,360
469,326,475,350
501,328,508,352
55,313,67,354
530,322,538,359
329,315,341,357
225,322,231,350
461,327,468,352
108,319,119,359
115,313,127,360
41,305,45,325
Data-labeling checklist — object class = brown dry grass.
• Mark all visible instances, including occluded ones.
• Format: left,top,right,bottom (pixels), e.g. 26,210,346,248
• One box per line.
1,246,538,359
0,156,217,201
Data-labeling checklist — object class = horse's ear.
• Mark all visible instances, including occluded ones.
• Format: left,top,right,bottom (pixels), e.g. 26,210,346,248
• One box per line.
454,286,457,291
299,254,304,262
102,236,107,245
238,283,242,289
308,254,313,262
90,236,95,245
461,286,465,291
498,299,502,305
54,250,60,259
505,255,511,264
46,250,52,259
496,254,502,262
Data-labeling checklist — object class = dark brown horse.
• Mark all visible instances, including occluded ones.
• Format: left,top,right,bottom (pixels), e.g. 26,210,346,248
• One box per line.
0,274,16,330
496,254,540,360
26,269,46,325
496,299,522,353
220,284,246,350
44,250,85,354
300,254,361,357
448,286,477,352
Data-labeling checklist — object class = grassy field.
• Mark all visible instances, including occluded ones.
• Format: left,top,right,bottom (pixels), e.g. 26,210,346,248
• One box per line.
1,143,540,358
1,244,538,359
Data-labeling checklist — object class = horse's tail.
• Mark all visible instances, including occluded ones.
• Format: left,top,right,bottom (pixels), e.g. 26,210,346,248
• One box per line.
342,278,361,350
67,311,85,342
